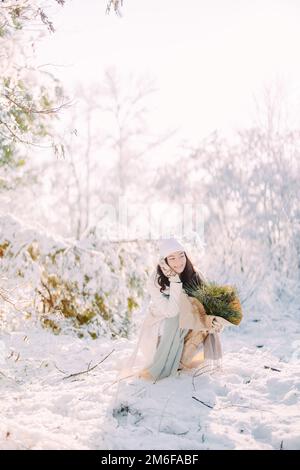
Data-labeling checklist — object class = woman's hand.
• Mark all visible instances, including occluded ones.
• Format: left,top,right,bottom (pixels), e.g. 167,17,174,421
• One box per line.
209,316,224,333
169,273,181,283
158,257,178,279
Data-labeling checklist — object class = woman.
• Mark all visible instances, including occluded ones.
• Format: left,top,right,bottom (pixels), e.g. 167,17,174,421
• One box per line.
116,237,225,384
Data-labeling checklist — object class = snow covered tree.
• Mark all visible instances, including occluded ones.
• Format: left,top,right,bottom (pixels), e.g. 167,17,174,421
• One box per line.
0,0,70,167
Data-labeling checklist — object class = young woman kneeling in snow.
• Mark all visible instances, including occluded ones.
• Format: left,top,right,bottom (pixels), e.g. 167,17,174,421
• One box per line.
118,237,226,384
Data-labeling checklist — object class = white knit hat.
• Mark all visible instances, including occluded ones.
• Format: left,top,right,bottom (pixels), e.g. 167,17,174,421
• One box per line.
158,237,186,258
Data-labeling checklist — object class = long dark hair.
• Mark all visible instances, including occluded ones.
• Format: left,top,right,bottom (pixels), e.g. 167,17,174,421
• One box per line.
155,252,205,296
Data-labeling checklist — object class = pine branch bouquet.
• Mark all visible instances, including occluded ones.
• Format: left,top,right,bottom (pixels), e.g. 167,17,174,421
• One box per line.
184,279,243,326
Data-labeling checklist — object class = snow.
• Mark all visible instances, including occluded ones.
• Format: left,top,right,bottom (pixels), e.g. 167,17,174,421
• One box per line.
0,215,299,450
1,0,300,452
1,304,299,450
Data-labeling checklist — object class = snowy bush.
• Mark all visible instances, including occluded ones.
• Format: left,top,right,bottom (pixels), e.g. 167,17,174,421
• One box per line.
0,214,150,339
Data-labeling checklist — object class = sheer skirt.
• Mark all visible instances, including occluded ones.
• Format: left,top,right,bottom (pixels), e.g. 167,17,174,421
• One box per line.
138,314,208,382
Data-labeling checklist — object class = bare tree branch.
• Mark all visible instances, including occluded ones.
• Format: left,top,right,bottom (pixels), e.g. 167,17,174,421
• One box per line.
62,349,115,380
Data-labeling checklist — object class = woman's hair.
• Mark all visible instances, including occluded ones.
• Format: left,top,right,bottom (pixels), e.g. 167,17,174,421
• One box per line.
156,252,205,295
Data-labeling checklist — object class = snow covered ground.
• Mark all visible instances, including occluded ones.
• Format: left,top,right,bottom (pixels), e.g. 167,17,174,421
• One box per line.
1,298,300,450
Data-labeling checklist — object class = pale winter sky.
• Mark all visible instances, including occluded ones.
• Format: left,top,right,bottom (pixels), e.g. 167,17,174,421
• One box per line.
35,0,300,145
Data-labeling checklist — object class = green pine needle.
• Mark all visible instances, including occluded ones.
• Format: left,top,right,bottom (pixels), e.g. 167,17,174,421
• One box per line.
184,279,242,325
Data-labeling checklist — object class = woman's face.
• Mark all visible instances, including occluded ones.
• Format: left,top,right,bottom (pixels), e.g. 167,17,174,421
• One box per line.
166,251,186,274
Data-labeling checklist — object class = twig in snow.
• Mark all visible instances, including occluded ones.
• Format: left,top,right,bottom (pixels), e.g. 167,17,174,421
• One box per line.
53,362,68,375
280,440,284,450
264,365,281,372
14,352,20,362
192,364,221,391
192,396,214,409
201,401,274,414
192,363,211,390
6,350,20,362
158,392,175,432
130,386,147,398
62,349,115,380
192,396,274,414
102,371,139,392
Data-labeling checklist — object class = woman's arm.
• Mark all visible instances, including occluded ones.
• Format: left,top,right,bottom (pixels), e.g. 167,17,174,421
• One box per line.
146,270,183,319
